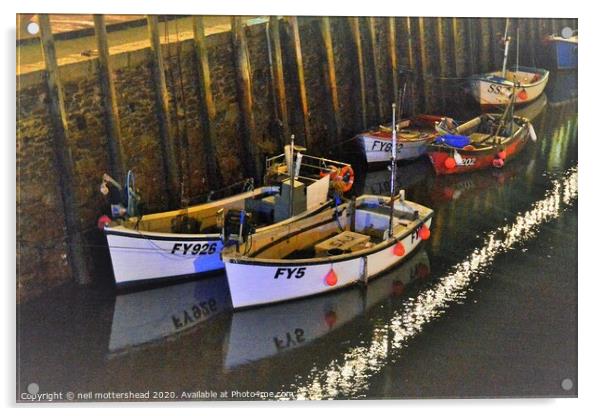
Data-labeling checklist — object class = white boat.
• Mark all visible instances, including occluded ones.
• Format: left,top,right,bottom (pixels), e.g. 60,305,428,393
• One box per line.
224,249,430,369
222,193,433,309
103,144,352,287
222,104,434,309
469,19,549,107
469,66,549,107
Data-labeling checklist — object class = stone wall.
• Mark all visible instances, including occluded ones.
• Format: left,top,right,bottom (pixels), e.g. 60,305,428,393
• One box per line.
16,16,578,301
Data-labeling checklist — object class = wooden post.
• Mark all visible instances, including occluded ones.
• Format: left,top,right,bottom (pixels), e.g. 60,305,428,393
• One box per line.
38,14,90,284
436,17,451,108
349,17,367,130
388,17,399,105
479,18,492,72
147,15,180,208
417,17,433,111
231,16,261,180
452,17,468,77
192,16,222,188
288,17,311,148
367,17,384,122
93,15,125,181
527,18,537,67
404,17,415,70
320,17,342,142
269,16,290,145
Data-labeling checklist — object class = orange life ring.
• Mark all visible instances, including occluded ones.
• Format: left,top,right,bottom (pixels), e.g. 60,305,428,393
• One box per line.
336,165,355,193
320,165,339,180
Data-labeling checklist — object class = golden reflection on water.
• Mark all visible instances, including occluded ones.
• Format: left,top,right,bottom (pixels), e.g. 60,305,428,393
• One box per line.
287,167,578,400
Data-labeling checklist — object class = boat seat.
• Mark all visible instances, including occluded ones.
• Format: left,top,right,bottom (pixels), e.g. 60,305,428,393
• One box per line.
314,231,370,257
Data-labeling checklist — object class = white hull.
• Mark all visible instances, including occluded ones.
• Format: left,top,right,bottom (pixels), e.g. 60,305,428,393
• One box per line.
224,197,433,309
224,249,429,369
359,134,429,164
105,231,225,285
469,68,549,106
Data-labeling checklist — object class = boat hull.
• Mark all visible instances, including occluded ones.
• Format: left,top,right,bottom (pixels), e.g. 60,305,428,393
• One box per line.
469,68,549,107
427,127,529,175
549,37,578,69
105,200,332,286
359,134,431,164
224,210,432,310
105,230,225,286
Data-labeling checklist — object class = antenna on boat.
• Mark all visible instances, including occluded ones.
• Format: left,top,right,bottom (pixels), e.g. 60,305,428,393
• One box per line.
388,103,397,236
502,18,510,78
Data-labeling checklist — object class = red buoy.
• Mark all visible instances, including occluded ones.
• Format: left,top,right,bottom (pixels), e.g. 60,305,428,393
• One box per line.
97,215,111,230
497,150,507,160
518,89,528,100
492,158,505,168
419,224,431,240
394,242,405,257
325,269,338,286
444,157,456,170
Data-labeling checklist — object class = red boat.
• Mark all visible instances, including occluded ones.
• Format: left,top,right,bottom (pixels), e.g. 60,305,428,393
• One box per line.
427,113,535,175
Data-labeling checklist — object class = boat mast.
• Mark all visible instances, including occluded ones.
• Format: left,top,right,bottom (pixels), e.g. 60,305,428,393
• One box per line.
289,134,295,219
388,103,397,236
502,18,510,77
516,23,520,72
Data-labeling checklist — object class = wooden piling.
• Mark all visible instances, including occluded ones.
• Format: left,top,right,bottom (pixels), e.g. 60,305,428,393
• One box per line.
349,17,367,130
93,15,125,181
38,14,90,284
417,17,433,111
192,16,222,188
367,17,384,122
147,15,180,208
320,17,342,142
451,18,468,77
231,16,262,180
288,17,311,148
269,16,290,145
404,17,415,70
478,18,492,72
388,17,399,102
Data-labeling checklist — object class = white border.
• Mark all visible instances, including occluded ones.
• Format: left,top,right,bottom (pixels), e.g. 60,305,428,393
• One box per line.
4,0,598,414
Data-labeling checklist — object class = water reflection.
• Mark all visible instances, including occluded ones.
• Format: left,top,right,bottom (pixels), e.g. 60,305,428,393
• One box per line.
289,167,578,400
109,275,231,355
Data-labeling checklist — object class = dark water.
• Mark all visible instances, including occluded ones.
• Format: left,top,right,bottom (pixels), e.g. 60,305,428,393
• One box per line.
17,70,577,401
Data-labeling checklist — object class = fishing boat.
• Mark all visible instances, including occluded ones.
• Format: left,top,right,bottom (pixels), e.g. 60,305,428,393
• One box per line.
427,101,537,175
222,104,434,309
101,142,354,287
355,114,444,165
469,19,549,107
544,28,578,70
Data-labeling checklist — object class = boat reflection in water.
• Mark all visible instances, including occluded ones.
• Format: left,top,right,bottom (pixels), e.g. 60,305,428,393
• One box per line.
547,70,577,106
224,249,430,370
353,158,431,197
108,275,231,354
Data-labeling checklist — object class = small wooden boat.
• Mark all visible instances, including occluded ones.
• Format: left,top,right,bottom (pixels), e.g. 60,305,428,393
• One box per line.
469,66,549,107
222,194,433,309
102,144,353,287
222,104,434,309
355,114,444,164
469,20,549,107
427,113,536,175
